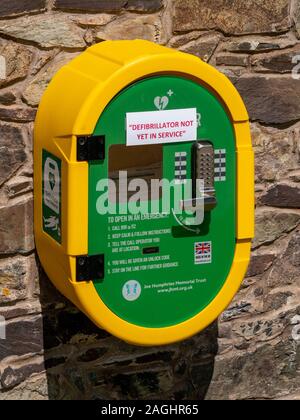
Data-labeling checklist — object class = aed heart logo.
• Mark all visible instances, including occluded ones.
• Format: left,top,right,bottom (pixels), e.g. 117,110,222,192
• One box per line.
154,96,169,110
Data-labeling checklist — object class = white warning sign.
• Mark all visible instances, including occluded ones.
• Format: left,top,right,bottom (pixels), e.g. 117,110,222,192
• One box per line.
126,108,197,146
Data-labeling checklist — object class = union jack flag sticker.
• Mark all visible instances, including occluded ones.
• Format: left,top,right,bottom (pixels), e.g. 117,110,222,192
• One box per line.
194,241,212,265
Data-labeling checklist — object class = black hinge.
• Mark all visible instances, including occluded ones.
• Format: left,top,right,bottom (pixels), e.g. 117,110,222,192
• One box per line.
76,255,105,282
77,135,105,162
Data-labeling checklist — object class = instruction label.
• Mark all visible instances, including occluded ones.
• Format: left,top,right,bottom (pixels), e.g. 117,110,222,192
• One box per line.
42,150,61,244
126,108,197,146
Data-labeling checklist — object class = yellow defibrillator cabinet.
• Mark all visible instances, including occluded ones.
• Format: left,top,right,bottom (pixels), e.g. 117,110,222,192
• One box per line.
34,40,254,346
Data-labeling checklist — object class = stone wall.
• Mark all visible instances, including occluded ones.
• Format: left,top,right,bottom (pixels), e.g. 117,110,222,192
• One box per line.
0,0,299,400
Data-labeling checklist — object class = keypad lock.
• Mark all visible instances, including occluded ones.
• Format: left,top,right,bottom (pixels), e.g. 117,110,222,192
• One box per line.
182,141,217,215
193,141,217,211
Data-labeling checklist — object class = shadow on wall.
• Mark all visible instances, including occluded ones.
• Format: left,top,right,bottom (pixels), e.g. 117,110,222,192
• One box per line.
37,254,218,400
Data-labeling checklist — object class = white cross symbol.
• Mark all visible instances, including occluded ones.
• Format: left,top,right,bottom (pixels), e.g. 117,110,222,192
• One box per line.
167,89,174,97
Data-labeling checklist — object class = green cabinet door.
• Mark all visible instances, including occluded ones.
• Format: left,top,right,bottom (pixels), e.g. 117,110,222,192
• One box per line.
88,75,236,328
